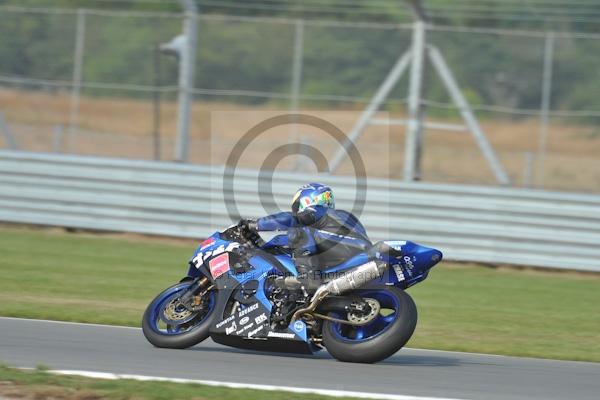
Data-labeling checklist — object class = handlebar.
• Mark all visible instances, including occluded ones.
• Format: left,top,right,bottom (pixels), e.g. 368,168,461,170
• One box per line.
223,223,261,248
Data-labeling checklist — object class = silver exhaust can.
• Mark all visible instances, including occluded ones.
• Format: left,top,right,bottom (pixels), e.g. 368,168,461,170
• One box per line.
324,261,387,295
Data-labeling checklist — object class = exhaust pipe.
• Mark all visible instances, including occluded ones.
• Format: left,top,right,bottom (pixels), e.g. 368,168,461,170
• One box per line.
323,260,387,295
291,260,387,321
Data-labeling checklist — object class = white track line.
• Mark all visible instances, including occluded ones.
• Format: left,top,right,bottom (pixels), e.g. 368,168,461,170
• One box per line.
47,369,466,400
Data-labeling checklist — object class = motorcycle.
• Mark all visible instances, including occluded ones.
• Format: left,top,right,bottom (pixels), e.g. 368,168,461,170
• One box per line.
142,223,442,363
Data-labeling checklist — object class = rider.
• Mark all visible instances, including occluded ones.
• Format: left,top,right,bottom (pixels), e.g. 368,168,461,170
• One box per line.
239,183,372,290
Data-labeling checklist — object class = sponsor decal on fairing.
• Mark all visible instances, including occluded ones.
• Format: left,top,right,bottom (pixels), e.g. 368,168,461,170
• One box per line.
215,315,235,329
208,253,230,279
247,325,266,338
238,303,259,317
254,313,268,325
235,322,254,335
225,322,237,335
267,331,295,339
391,264,405,282
192,242,240,268
293,320,305,332
384,240,406,251
403,256,416,277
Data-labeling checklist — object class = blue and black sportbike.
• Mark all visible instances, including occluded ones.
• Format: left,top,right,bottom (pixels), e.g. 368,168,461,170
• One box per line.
142,223,442,363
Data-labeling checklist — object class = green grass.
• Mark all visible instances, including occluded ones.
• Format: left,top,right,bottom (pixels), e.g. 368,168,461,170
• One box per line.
0,364,354,400
408,264,600,361
0,227,187,326
0,226,599,362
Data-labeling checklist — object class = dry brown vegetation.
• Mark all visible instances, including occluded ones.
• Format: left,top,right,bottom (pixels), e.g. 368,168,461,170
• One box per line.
1,88,598,191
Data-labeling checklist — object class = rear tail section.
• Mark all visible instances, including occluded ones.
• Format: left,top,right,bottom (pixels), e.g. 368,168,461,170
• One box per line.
377,240,443,288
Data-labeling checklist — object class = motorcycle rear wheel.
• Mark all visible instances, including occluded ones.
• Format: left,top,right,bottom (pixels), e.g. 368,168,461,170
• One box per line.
142,280,217,349
322,286,417,363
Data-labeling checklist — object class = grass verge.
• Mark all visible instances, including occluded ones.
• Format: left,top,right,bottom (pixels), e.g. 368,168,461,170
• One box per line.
0,225,599,362
0,365,353,400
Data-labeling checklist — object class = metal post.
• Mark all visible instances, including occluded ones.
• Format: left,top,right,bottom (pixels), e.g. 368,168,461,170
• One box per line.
153,44,162,161
68,8,86,153
329,51,412,172
403,20,426,181
289,19,305,170
428,45,510,185
0,112,18,150
175,0,198,162
523,151,534,188
52,125,65,153
289,19,304,121
536,32,555,188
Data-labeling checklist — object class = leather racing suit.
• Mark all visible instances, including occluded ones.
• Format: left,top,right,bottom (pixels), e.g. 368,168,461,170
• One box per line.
252,205,372,283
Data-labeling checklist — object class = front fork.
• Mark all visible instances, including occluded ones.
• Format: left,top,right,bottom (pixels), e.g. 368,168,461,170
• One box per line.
178,277,212,312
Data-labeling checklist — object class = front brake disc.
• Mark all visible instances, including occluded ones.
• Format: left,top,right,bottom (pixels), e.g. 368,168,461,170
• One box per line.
160,297,194,325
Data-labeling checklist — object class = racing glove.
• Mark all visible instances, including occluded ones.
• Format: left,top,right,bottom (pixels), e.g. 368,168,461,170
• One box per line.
237,219,264,247
238,218,258,232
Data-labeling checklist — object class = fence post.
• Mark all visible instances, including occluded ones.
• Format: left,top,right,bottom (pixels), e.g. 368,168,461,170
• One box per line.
523,151,534,188
52,124,65,153
403,19,426,182
0,112,18,150
174,0,198,163
289,19,305,169
153,44,162,161
68,8,86,153
289,19,304,119
536,31,555,188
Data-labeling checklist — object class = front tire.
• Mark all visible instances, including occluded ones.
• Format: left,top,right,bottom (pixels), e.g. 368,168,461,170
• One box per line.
142,280,217,349
322,286,417,363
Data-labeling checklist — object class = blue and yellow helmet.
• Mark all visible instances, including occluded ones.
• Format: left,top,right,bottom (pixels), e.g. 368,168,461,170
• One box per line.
291,183,335,215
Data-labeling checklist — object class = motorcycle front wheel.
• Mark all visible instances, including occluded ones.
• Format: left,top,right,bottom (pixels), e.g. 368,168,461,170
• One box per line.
322,286,417,363
142,280,217,349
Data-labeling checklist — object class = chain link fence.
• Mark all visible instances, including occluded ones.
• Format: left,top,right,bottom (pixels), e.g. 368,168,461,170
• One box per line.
0,6,599,192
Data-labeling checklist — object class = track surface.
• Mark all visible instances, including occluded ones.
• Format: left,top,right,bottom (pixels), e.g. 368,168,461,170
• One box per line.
0,318,598,400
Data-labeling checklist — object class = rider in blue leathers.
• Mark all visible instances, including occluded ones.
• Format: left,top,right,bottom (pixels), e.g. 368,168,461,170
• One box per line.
240,183,371,289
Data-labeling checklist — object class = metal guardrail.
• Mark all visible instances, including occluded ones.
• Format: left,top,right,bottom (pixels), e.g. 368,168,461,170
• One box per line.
1,150,599,272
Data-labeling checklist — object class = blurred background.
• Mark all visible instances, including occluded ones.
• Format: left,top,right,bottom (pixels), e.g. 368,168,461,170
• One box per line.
1,0,599,191
1,0,600,271
0,1,599,376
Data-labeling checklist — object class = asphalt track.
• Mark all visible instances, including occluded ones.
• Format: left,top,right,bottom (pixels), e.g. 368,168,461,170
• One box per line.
0,318,598,400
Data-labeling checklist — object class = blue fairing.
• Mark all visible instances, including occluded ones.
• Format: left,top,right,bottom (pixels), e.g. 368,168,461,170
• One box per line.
382,240,443,288
261,234,297,275
185,232,223,278
324,240,441,288
186,232,441,292
193,233,309,341
274,255,298,275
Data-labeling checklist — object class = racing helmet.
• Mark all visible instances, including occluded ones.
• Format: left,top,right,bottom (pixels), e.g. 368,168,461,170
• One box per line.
291,183,335,215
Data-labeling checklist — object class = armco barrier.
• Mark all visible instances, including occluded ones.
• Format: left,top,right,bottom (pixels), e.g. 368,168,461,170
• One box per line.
1,150,599,272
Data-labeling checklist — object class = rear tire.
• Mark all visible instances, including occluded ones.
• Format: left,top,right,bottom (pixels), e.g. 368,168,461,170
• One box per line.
322,286,417,363
142,281,217,349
